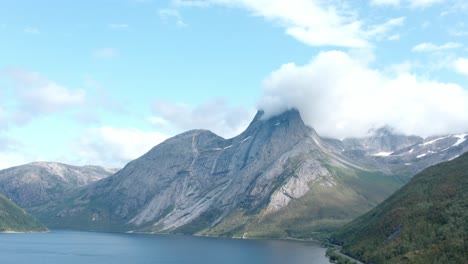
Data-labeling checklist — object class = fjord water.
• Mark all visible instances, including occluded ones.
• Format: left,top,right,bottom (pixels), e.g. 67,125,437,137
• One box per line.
0,231,330,264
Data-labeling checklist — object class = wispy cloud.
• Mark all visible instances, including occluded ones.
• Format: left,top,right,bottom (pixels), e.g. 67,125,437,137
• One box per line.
367,17,406,40
408,0,446,8
93,48,118,58
0,68,87,127
152,98,255,138
450,29,468,37
173,0,405,48
412,42,462,52
158,8,187,27
388,34,400,41
0,152,33,170
172,0,210,7
370,0,401,6
73,126,169,167
24,27,40,35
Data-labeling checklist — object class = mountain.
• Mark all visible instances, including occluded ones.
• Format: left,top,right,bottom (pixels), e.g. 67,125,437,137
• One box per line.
342,126,423,155
38,110,409,237
0,193,47,232
22,109,468,239
0,162,117,210
341,129,468,175
331,152,468,264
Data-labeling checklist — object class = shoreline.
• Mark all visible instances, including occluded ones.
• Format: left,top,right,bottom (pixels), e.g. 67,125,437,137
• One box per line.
0,230,49,234
127,230,323,244
54,228,325,245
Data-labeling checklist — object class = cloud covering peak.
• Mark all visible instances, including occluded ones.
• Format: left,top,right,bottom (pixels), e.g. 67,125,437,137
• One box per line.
258,51,468,139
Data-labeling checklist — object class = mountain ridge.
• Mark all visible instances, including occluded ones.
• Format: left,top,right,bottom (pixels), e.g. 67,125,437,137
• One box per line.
36,109,408,237
331,152,468,263
0,162,117,210
2,108,467,240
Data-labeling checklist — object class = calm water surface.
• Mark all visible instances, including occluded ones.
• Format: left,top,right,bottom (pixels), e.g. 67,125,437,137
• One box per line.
0,230,330,264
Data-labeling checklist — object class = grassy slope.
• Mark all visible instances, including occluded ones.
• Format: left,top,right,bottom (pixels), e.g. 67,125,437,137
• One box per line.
190,163,407,240
33,187,135,232
0,194,47,232
332,152,468,264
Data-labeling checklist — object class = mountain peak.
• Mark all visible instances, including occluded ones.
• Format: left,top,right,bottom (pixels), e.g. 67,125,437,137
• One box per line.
252,108,304,125
368,126,396,137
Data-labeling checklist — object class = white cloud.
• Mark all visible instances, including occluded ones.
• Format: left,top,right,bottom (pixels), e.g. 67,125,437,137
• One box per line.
173,1,409,47
0,153,30,170
258,50,468,139
147,116,170,126
108,24,129,30
367,17,405,40
450,30,468,37
175,0,371,48
370,0,401,6
73,126,169,167
172,0,211,7
454,57,468,75
158,8,187,27
385,61,414,75
2,68,86,115
24,27,40,34
152,99,255,138
388,34,400,41
0,136,35,169
408,0,445,8
412,42,462,52
93,48,118,58
0,106,8,130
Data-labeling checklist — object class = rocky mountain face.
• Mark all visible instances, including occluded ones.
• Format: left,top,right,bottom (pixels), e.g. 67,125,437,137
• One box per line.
37,110,410,237
12,109,467,239
341,128,468,175
332,152,468,264
0,162,117,210
343,127,423,155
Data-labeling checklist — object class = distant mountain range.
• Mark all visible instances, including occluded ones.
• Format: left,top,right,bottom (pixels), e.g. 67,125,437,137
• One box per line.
6,109,460,239
332,152,468,264
0,162,117,211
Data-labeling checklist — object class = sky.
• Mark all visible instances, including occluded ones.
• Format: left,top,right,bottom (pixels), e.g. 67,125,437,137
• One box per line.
1,0,468,169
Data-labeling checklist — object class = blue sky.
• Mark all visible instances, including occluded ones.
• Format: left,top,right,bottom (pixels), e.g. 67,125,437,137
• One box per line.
1,0,468,169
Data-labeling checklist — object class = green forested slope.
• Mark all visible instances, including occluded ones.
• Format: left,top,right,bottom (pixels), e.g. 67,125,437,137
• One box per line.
0,194,47,232
332,152,468,264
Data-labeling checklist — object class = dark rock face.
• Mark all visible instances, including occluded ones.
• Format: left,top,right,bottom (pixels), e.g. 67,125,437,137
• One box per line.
0,162,116,209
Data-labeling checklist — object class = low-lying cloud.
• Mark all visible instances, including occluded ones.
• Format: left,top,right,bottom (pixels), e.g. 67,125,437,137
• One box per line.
151,98,255,138
258,50,468,139
73,126,169,167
